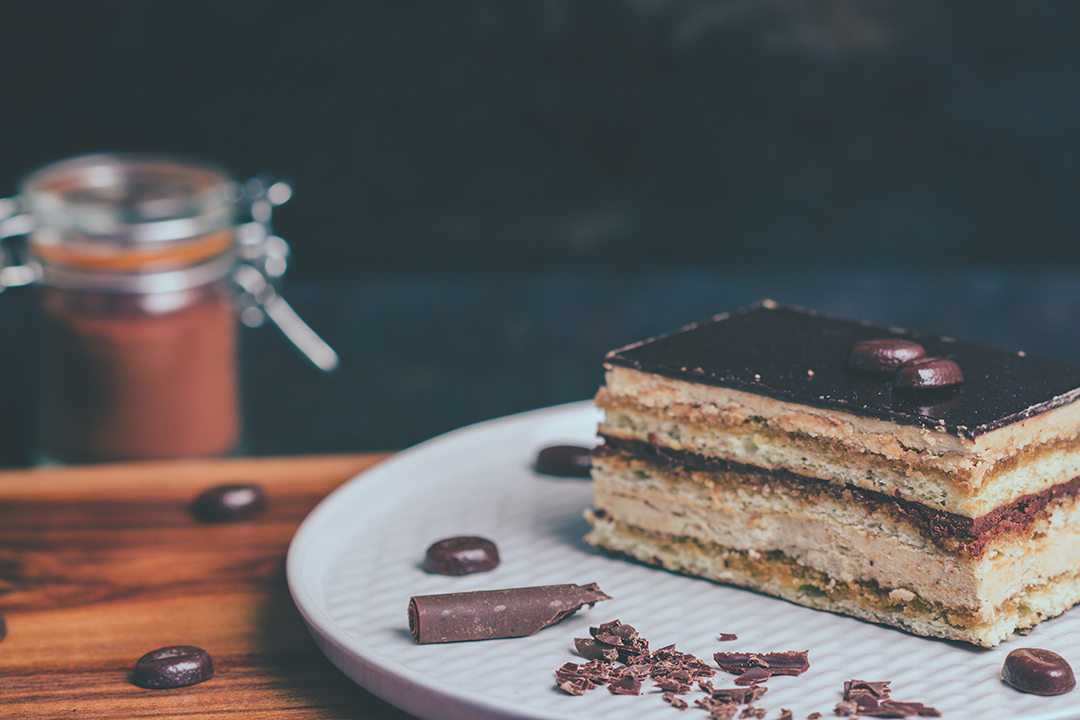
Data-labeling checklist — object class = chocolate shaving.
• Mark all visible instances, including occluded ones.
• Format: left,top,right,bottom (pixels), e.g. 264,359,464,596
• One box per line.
557,620,717,699
878,701,942,718
718,633,739,641
735,667,773,686
557,620,830,720
663,692,689,710
777,710,793,720
835,679,940,718
609,674,643,695
834,699,860,715
714,651,810,678
590,619,650,663
408,583,610,643
575,637,619,661
705,685,768,704
556,675,590,696
844,680,891,699
695,697,740,720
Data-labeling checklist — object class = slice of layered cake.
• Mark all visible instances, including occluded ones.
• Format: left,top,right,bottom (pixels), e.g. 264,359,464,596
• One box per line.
586,300,1080,646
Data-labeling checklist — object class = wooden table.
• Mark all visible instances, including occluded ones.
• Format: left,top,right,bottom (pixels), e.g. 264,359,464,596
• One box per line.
0,454,421,719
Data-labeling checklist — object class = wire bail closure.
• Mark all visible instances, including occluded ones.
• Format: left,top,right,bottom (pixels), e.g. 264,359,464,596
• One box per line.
233,176,339,371
0,161,338,372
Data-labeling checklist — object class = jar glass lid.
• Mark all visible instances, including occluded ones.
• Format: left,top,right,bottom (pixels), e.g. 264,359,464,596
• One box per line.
20,153,239,244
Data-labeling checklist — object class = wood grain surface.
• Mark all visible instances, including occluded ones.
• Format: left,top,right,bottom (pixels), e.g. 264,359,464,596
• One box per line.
0,454,422,719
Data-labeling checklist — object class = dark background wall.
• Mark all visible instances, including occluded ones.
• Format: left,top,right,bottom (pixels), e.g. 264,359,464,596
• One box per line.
1,1,1079,466
3,0,1079,276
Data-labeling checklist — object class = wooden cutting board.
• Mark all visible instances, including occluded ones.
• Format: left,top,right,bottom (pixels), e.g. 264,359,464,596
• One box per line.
0,453,422,719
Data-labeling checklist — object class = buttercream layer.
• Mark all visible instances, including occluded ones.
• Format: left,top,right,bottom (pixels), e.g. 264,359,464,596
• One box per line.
585,511,1080,647
589,450,1080,617
598,436,1080,556
597,365,1080,515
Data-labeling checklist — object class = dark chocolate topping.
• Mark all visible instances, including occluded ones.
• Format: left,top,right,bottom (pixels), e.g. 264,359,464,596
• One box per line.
604,301,1080,439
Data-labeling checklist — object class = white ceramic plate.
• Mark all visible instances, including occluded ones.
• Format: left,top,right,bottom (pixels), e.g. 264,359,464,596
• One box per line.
287,401,1080,720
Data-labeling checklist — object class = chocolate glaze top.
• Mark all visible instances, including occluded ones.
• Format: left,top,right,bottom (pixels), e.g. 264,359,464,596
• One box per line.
604,301,1080,440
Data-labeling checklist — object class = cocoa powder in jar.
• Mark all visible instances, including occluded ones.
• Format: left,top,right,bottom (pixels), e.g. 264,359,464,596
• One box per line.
38,279,240,462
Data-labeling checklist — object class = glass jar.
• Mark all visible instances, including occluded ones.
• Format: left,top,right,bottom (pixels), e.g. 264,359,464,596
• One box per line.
0,153,336,463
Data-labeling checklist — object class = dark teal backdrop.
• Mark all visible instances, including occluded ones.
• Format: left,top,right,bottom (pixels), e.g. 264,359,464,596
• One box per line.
1,1,1078,466
2,1,1078,275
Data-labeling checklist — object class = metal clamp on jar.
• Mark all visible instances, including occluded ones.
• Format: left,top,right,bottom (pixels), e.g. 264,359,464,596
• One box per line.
0,153,337,463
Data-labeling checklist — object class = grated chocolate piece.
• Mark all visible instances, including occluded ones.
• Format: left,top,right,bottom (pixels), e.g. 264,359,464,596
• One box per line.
653,675,693,694
709,686,768,704
650,643,717,685
834,699,859,716
609,674,642,696
836,679,940,718
663,692,690,710
777,710,794,720
555,659,630,695
877,700,942,718
715,651,810,678
696,696,740,720
735,667,772,686
575,637,618,662
557,676,590,696
844,680,892,699
590,619,651,663
560,620,816,715
718,633,739,642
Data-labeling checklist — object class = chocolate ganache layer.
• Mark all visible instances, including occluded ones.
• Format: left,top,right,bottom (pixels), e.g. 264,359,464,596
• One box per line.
597,436,1080,557
604,301,1080,440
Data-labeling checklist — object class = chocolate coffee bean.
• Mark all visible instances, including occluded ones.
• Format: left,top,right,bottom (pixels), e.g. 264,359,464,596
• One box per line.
535,445,593,477
848,339,926,372
1002,648,1075,696
423,536,500,575
133,645,214,689
191,483,267,522
895,356,963,389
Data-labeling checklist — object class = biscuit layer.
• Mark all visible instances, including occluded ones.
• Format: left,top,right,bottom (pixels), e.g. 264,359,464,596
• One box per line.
598,365,1080,515
590,451,1080,621
585,509,1080,647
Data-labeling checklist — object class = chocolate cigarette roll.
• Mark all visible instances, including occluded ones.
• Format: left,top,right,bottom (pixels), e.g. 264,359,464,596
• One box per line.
408,583,611,643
